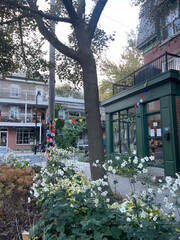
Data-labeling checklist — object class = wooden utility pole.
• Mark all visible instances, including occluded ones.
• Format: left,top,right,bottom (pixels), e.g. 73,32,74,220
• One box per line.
49,0,55,122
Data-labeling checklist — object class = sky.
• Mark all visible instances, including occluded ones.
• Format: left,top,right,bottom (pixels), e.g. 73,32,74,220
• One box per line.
97,0,140,62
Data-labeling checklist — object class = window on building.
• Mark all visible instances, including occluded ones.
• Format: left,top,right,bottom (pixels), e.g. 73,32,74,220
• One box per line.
161,1,180,41
10,85,20,97
58,110,65,119
146,100,160,113
146,100,163,166
10,107,18,119
112,107,136,154
16,128,34,145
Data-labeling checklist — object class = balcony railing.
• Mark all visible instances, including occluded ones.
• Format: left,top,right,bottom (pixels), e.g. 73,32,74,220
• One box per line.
113,52,180,95
0,116,42,124
0,92,47,102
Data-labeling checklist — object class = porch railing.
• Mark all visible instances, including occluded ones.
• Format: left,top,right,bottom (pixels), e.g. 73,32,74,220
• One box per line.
113,52,180,95
0,92,47,102
0,116,42,124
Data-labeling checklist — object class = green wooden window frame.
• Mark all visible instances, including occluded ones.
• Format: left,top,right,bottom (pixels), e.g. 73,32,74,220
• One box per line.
111,107,136,154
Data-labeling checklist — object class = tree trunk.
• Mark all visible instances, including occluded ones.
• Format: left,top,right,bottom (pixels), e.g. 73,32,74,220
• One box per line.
81,51,106,180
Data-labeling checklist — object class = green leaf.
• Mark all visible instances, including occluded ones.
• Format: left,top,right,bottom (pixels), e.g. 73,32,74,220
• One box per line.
111,226,123,239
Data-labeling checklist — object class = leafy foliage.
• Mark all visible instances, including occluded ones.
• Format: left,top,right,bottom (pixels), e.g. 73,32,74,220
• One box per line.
55,117,87,149
99,31,143,99
55,83,84,98
28,149,179,239
0,163,39,240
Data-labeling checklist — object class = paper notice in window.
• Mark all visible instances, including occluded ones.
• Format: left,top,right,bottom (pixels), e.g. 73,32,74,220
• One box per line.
157,128,161,137
150,129,155,137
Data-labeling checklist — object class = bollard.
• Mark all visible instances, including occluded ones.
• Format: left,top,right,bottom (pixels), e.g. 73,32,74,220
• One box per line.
22,230,29,240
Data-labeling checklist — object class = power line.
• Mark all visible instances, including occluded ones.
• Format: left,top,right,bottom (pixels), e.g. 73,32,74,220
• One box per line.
86,5,132,30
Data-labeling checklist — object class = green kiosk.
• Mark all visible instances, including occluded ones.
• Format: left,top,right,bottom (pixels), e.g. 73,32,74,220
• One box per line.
102,53,180,177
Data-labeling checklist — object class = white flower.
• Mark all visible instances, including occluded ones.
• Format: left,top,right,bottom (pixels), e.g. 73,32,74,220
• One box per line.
28,197,31,203
153,216,157,221
101,191,108,197
172,184,178,191
175,178,180,186
34,191,39,198
112,169,116,174
104,175,108,179
141,190,146,197
120,207,126,213
132,150,136,155
148,188,152,194
115,156,120,160
98,187,102,191
70,204,74,208
142,168,148,173
44,187,48,192
140,224,143,228
93,163,97,167
96,160,99,164
158,179,162,183
108,166,113,171
121,161,127,168
141,158,145,163
149,156,155,161
106,198,110,203
108,160,112,164
164,197,168,202
149,213,153,217
138,163,143,169
127,217,131,222
165,202,173,210
133,158,138,164
58,169,64,176
141,211,146,219
94,199,99,205
165,176,172,184
144,156,149,161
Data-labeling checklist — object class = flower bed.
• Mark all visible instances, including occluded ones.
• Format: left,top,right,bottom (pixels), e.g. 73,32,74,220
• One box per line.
0,148,180,239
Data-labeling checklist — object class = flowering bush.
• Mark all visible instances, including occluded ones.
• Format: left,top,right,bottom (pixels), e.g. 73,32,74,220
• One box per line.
29,150,180,239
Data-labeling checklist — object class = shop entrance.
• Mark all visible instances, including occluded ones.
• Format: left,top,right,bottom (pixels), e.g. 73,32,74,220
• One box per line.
146,100,163,166
148,114,163,165
0,129,8,148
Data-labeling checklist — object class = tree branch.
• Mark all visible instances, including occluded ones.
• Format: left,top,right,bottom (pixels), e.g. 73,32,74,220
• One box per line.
26,0,80,62
1,1,71,23
87,0,108,40
77,0,85,19
61,0,79,28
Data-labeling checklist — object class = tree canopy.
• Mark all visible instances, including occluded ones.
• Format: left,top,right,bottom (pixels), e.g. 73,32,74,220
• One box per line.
99,31,143,99
55,83,84,99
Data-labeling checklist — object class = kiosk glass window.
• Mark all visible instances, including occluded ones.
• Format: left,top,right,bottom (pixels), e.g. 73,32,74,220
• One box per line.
146,100,160,113
111,108,136,154
113,120,119,153
147,109,163,166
